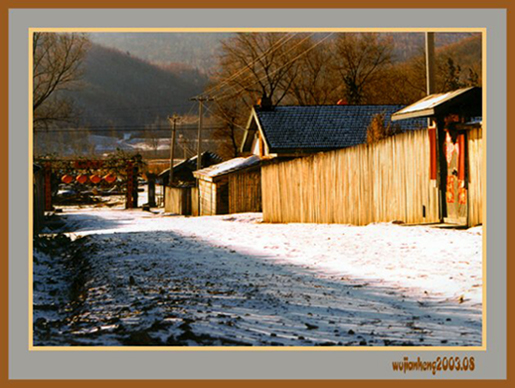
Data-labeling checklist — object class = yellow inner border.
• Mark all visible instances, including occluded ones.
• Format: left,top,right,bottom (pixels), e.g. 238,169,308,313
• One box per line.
28,26,487,352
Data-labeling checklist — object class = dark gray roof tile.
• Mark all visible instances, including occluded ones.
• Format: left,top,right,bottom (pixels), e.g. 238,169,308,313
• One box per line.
256,105,426,151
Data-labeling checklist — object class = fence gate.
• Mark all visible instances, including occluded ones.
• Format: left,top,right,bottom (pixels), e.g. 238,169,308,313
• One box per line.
39,158,140,210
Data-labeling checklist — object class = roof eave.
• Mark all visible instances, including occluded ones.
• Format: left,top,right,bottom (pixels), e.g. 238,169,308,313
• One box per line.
391,108,435,121
240,108,260,153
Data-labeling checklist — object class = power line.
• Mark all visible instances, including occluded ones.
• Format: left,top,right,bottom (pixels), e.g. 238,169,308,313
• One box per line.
34,125,225,133
199,33,299,99
208,32,317,101
214,32,334,102
203,103,247,132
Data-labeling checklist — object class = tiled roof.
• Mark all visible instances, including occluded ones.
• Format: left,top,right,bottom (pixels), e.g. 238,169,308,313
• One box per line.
158,151,223,178
255,105,426,151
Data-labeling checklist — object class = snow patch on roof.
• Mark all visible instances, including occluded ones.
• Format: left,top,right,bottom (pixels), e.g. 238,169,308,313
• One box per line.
194,155,261,179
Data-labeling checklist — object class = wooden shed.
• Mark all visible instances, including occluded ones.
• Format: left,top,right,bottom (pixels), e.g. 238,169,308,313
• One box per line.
193,155,261,216
159,152,222,214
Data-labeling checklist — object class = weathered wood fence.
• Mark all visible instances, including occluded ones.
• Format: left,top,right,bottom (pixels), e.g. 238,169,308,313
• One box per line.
263,128,482,226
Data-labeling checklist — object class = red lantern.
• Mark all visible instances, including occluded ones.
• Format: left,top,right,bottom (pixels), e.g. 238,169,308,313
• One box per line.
76,174,88,184
104,173,117,184
90,174,101,184
61,174,74,184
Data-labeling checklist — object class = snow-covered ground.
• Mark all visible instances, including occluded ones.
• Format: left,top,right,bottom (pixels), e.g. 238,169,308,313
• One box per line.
34,208,483,347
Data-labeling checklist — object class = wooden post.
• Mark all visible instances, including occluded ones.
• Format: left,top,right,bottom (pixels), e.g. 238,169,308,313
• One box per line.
44,162,52,211
147,173,156,207
168,114,180,187
126,161,134,209
133,165,139,208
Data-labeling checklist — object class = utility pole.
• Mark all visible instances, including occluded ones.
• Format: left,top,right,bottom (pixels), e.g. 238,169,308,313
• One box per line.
167,113,180,187
190,95,214,215
425,32,435,96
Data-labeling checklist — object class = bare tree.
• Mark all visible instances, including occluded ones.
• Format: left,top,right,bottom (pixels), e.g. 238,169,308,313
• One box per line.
213,33,308,107
33,32,90,129
209,99,247,159
284,37,341,105
333,33,393,104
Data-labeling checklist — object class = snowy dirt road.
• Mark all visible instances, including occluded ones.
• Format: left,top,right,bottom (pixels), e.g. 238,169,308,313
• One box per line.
33,208,483,347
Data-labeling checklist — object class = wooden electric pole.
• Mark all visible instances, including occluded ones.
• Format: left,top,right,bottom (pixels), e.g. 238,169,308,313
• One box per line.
167,113,180,187
425,32,435,96
190,95,214,215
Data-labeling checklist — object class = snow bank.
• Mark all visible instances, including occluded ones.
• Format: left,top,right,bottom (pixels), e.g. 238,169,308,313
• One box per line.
34,209,482,346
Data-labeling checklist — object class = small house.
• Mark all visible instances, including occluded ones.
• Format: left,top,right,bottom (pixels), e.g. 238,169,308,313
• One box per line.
159,151,222,214
192,155,261,216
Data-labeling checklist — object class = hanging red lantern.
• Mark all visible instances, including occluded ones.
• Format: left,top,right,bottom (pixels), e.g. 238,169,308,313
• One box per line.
61,174,74,184
90,174,101,184
76,174,88,184
104,173,117,184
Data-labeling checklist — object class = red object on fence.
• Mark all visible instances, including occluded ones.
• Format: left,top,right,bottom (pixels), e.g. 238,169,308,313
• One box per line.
90,174,101,184
458,133,466,181
103,173,117,184
76,174,88,184
61,174,74,184
428,126,437,180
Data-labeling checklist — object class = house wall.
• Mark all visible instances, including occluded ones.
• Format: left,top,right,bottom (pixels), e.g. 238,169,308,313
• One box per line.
198,177,229,216
228,169,262,214
191,187,199,216
165,186,192,215
262,129,442,225
467,127,483,226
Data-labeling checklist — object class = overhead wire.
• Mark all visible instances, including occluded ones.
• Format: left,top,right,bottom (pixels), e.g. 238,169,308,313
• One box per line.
203,103,248,132
198,32,300,99
208,32,317,101
213,32,335,103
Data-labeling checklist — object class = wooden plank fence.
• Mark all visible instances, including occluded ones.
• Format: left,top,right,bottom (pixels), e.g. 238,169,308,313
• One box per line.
262,129,443,225
467,127,483,226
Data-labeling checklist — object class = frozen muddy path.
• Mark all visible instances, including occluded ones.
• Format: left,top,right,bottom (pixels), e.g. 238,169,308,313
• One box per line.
33,208,482,346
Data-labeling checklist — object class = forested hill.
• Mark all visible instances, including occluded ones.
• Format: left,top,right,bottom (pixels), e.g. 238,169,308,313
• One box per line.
88,32,233,71
89,32,480,70
70,43,209,129
389,32,481,62
68,33,481,131
436,34,482,76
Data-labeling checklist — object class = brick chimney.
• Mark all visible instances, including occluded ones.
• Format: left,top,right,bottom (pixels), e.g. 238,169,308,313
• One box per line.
257,95,273,111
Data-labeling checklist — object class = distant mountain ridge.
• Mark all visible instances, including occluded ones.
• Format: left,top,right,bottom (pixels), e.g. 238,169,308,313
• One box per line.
70,43,209,129
89,32,480,69
67,33,481,131
88,32,233,71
